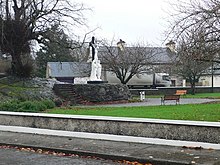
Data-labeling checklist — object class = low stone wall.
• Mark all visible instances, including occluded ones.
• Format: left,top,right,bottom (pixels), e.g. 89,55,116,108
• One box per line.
53,83,131,104
72,83,131,102
0,112,219,144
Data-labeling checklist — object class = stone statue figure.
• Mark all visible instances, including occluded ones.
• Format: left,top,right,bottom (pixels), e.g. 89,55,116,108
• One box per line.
90,60,98,80
89,36,96,61
96,60,102,80
89,36,102,81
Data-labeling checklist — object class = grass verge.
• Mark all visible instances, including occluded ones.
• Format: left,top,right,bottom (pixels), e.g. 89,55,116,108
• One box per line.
46,103,220,122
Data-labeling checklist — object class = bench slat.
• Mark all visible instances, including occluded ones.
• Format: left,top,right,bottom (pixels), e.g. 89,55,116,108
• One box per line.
161,95,180,105
175,90,187,95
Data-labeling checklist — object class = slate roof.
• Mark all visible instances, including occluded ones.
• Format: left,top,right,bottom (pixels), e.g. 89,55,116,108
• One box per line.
98,46,177,64
47,62,91,77
148,47,177,64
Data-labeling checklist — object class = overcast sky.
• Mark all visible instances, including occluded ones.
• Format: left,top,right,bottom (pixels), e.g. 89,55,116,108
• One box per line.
78,0,173,46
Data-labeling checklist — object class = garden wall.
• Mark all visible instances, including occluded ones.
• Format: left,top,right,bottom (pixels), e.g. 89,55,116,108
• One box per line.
53,83,131,104
0,112,219,144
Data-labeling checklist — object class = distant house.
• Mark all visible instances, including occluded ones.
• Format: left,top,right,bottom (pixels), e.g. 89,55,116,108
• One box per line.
199,63,220,87
46,62,91,83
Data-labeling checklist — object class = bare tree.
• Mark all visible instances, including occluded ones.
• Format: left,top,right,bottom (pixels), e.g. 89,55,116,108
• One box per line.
0,0,87,77
99,39,155,84
166,0,220,93
175,28,215,94
168,0,220,54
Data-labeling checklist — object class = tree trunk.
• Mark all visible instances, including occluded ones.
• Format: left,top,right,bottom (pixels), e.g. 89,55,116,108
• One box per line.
190,81,196,95
11,53,24,77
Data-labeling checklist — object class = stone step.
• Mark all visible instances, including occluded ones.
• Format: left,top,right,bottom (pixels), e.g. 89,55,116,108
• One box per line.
58,92,76,95
56,87,73,90
53,83,131,104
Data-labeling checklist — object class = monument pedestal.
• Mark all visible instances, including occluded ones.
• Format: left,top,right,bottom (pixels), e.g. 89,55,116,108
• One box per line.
53,83,131,105
87,81,108,84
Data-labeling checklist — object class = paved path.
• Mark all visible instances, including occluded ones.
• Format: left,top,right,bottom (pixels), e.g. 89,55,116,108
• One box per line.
0,128,220,165
0,147,117,165
84,98,219,107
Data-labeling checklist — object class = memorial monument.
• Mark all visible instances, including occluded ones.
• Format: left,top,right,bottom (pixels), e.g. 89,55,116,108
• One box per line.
87,36,106,83
53,36,131,104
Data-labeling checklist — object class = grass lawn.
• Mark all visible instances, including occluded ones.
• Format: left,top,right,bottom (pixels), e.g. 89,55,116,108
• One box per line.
46,103,220,122
183,93,220,99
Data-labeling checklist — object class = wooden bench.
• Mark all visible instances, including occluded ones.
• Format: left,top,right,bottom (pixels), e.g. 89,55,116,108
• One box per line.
175,90,187,96
161,95,180,105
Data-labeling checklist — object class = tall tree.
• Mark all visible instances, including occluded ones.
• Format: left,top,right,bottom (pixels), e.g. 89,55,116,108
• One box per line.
167,0,220,92
168,0,219,56
0,0,87,77
175,28,215,94
35,24,75,77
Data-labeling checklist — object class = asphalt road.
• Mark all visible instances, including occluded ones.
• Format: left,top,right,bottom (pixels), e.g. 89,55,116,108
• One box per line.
0,147,119,165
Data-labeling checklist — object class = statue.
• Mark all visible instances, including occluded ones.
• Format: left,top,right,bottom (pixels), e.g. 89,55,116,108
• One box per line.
96,60,102,80
90,60,98,80
88,36,102,81
89,36,96,61
88,36,98,62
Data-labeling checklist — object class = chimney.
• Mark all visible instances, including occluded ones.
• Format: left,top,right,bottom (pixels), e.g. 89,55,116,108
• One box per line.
166,40,176,52
117,39,126,51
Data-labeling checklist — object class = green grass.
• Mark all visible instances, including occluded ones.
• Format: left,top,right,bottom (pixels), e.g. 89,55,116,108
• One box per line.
0,82,41,102
183,93,220,99
46,103,220,122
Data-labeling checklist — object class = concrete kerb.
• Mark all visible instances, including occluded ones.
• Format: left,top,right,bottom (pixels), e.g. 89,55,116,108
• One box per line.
0,125,220,150
0,128,220,165
0,112,219,144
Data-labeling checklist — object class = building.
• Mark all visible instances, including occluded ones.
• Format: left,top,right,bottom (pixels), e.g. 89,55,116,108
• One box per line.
46,43,178,86
199,63,220,87
98,42,178,86
46,62,91,83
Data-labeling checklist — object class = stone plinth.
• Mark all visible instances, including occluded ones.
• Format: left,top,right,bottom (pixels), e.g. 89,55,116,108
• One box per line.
87,81,108,84
72,83,130,102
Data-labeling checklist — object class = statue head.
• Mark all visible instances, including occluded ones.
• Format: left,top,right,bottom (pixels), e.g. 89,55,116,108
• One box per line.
91,36,95,44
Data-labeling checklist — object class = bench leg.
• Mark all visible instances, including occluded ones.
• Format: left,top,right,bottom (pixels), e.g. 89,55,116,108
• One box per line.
176,100,180,105
161,99,165,105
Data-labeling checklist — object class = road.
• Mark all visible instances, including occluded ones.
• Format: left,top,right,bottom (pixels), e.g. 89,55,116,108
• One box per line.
0,147,119,165
79,98,219,107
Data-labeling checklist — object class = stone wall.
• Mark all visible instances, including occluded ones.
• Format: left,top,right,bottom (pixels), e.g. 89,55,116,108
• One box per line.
0,112,219,144
53,83,131,104
73,83,131,102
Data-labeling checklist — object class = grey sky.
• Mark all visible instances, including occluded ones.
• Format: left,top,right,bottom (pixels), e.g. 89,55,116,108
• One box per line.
78,0,172,46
